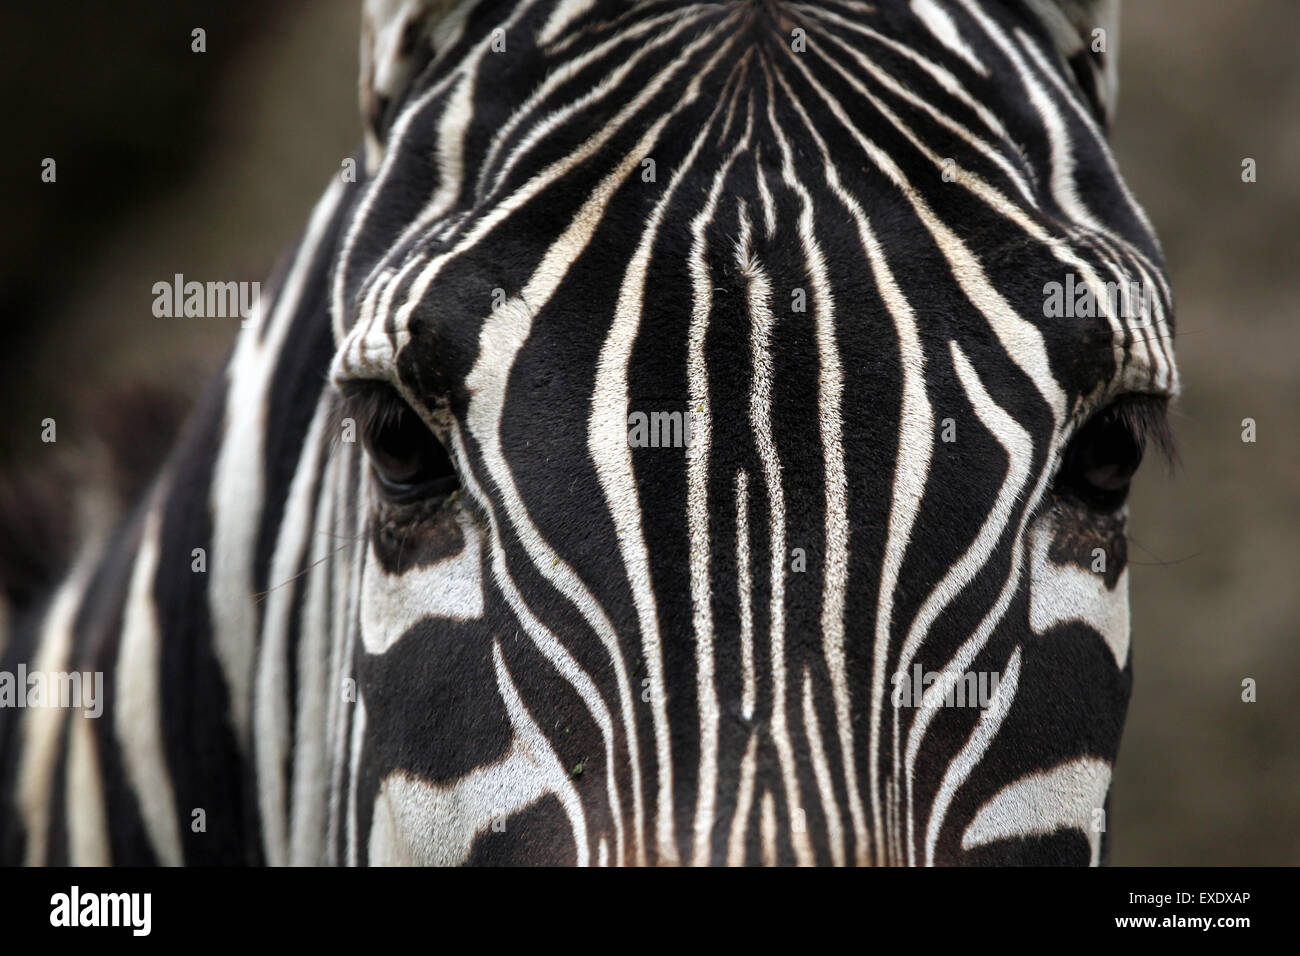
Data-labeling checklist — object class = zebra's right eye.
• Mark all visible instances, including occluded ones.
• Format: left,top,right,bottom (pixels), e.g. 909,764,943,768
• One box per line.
348,385,458,503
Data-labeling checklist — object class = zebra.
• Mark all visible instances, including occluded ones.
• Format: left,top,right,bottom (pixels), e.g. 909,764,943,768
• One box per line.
0,0,1178,866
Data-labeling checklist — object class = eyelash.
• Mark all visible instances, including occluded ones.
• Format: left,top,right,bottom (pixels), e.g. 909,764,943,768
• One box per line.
1090,394,1177,466
337,381,409,440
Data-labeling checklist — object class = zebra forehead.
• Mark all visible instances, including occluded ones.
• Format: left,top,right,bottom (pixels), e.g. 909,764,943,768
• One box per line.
334,0,1174,411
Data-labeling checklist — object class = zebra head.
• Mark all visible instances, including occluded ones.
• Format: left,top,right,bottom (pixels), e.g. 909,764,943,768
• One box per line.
320,0,1177,866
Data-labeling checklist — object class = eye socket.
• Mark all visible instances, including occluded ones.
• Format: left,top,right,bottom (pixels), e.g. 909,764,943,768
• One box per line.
1056,396,1171,512
347,384,458,503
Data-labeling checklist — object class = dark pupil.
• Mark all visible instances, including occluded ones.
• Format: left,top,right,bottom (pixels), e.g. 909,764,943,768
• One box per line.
370,405,439,487
1078,412,1142,492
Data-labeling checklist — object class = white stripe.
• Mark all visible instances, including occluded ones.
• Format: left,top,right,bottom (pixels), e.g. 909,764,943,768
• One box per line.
367,643,588,865
731,141,812,866
376,17,736,349
962,757,1112,865
482,10,710,200
803,10,1037,205
338,0,547,341
289,448,345,865
686,102,755,867
899,341,1034,864
760,790,778,866
334,11,729,388
801,668,846,866
253,399,333,865
924,645,1023,865
359,509,487,655
734,470,756,721
753,148,777,239
726,733,760,865
346,694,367,866
115,507,184,865
65,712,109,865
537,0,599,47
781,30,1071,421
1028,520,1130,667
452,427,610,868
766,58,869,867
965,2,1162,253
910,0,989,76
212,177,346,752
327,451,367,863
16,560,90,865
325,449,365,863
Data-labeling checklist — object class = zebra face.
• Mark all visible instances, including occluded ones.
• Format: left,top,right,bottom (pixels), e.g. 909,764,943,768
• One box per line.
326,0,1177,865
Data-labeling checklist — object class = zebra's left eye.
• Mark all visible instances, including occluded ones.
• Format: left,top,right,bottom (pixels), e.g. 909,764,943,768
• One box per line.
349,385,458,503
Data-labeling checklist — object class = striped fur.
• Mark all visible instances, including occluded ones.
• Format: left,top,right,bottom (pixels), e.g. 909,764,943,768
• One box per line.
0,0,1176,866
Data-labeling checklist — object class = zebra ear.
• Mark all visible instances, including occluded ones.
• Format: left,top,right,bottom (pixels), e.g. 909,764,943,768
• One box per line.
1022,0,1121,125
359,0,460,173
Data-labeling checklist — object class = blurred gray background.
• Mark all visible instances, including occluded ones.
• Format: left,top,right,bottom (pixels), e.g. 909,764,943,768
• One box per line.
1,1,1295,864
1110,1,1299,866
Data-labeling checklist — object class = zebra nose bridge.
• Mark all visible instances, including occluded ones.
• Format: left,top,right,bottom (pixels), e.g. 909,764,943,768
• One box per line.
332,317,411,388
